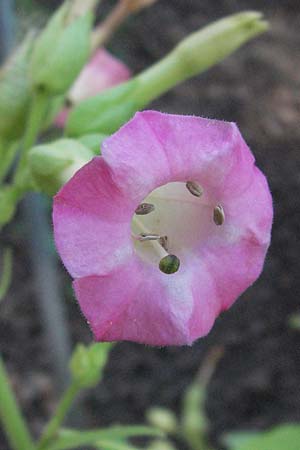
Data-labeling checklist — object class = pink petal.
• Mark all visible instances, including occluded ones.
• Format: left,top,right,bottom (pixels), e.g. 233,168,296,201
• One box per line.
74,255,219,346
53,157,134,278
102,111,255,203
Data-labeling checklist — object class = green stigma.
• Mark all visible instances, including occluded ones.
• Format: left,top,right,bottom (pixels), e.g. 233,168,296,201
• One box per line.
159,254,180,274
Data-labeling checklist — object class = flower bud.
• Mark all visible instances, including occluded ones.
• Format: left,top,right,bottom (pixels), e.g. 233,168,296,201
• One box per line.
70,342,112,389
66,12,267,137
30,1,93,95
147,440,177,450
146,407,178,434
0,35,33,141
78,133,108,154
28,138,94,195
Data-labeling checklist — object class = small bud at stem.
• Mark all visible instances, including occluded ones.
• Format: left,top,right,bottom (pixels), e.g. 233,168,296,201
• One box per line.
159,254,180,275
213,204,225,225
186,181,203,197
135,202,155,215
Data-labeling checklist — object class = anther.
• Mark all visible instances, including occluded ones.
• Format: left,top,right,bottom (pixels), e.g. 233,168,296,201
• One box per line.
186,181,203,198
139,233,160,241
135,203,155,215
159,254,180,274
213,204,225,225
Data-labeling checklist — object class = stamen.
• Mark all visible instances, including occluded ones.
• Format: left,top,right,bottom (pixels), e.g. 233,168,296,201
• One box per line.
186,181,203,198
159,235,168,251
213,204,225,225
139,233,161,241
135,203,155,215
159,254,180,274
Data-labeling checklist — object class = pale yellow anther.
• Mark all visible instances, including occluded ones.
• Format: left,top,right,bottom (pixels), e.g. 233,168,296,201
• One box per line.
186,181,203,198
213,204,225,226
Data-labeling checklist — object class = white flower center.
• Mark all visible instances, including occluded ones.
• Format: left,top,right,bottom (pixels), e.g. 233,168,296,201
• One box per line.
131,181,221,270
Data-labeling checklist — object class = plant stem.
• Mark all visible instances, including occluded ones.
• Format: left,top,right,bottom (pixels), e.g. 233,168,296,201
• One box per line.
0,356,34,450
0,247,13,302
37,381,81,450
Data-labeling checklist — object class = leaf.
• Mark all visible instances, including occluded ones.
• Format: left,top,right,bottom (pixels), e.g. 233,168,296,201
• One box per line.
0,248,13,302
222,431,260,449
223,424,300,450
95,439,142,450
47,426,164,450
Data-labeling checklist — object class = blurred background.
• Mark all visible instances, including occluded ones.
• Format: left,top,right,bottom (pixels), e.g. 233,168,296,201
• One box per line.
1,0,300,449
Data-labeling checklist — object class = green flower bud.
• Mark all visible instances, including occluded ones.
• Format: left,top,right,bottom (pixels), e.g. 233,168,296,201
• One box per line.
146,407,178,434
66,11,267,138
70,342,112,389
0,35,33,141
28,138,94,195
78,133,108,154
147,440,177,450
30,1,93,95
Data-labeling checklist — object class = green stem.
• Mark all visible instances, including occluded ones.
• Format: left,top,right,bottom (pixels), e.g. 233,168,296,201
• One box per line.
0,247,13,302
0,356,34,450
14,89,49,186
37,381,81,450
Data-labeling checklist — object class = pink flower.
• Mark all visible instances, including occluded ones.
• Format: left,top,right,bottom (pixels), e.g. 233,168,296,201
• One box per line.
55,48,131,127
53,111,273,346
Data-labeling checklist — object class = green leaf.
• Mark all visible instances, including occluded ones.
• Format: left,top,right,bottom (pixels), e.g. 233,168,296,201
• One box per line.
95,439,142,450
223,424,300,450
222,431,260,449
47,426,164,450
0,248,13,302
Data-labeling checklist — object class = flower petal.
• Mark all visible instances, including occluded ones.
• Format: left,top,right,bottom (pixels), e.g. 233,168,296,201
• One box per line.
73,255,220,346
53,156,134,278
102,111,255,203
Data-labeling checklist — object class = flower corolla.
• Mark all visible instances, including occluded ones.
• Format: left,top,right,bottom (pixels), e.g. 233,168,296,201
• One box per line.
53,111,273,346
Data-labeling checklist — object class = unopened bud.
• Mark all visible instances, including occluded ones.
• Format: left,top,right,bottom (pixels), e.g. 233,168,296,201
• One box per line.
28,139,94,195
30,1,93,94
0,35,33,141
70,342,112,389
146,407,178,434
